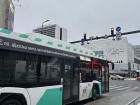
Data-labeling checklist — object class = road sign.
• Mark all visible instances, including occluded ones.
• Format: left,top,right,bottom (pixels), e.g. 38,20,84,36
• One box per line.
116,32,122,40
116,27,121,32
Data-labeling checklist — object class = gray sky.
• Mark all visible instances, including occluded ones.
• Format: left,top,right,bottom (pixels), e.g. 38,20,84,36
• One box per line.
14,0,140,44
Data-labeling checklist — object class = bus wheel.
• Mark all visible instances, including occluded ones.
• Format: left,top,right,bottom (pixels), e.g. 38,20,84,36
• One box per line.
1,98,23,105
92,86,98,100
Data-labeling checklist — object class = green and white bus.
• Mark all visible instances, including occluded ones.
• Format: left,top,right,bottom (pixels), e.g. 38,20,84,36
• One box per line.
0,28,110,105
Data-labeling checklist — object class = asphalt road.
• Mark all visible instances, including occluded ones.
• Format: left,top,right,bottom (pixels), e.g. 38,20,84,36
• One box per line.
74,79,140,105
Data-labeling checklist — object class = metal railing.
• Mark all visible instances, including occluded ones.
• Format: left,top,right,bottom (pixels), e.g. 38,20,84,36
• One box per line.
127,96,140,105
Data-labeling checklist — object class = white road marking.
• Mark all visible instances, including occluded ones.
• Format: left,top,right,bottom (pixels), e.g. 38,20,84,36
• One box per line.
116,86,130,90
109,85,118,88
110,85,139,91
109,86,124,90
126,87,139,91
124,78,136,80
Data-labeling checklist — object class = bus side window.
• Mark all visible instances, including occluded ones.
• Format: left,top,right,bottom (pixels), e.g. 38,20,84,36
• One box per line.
0,51,16,83
91,71,97,80
15,54,38,83
80,70,92,82
40,56,61,85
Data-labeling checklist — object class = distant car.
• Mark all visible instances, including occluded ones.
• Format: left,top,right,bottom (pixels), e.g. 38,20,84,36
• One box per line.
115,75,125,80
110,75,116,80
110,75,125,80
136,77,140,81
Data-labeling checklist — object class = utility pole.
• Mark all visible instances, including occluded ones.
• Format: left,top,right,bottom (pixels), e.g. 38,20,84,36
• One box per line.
41,20,50,34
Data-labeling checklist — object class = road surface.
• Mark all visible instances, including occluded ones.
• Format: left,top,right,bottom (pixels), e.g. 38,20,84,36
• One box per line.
73,79,140,105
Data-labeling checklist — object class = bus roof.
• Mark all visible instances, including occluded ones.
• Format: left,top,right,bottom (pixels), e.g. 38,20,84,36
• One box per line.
0,28,105,60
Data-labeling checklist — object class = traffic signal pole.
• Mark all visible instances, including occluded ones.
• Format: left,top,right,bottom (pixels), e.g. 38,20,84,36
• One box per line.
70,29,140,44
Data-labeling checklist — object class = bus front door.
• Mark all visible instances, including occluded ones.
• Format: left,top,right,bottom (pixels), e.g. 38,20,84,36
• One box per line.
63,61,79,105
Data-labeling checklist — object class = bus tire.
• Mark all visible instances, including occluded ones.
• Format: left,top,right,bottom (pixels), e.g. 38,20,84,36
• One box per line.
1,98,23,105
92,86,98,100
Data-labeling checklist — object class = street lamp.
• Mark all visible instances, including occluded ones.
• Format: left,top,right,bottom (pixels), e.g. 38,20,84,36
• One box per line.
41,20,50,34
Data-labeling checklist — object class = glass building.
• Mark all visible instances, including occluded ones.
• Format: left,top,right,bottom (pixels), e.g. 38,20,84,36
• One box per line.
33,24,67,42
0,0,15,31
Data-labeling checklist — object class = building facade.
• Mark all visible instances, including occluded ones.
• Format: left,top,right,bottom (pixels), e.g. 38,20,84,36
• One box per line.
75,37,140,77
0,0,15,30
33,24,67,42
133,45,140,58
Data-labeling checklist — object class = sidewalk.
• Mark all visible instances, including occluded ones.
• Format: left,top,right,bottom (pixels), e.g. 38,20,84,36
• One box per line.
124,78,136,80
86,91,140,105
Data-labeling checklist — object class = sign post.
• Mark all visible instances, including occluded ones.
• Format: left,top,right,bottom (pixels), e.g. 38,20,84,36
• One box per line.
116,26,122,40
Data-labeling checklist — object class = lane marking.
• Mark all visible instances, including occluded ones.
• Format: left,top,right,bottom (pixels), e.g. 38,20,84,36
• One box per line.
109,86,124,90
109,85,118,88
116,86,130,90
126,87,139,91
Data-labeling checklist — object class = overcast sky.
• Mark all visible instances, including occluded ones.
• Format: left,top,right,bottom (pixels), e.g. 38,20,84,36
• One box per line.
14,0,140,45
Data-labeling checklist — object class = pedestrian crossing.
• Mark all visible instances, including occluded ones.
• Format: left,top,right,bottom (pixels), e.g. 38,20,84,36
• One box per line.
109,85,139,91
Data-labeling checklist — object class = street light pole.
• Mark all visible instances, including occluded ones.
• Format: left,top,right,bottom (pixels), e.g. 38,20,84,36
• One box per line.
41,20,50,34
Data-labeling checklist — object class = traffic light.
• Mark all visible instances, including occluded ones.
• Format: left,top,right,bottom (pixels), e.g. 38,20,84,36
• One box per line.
81,38,84,45
111,27,114,35
96,36,99,40
84,33,87,41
